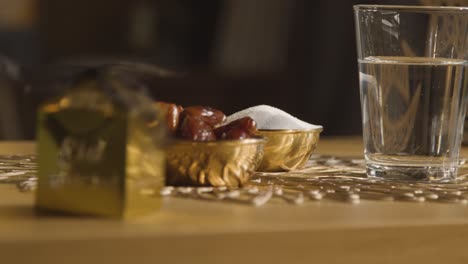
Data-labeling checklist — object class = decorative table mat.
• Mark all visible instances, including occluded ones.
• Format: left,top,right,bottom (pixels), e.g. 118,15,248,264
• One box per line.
0,155,36,188
2,154,468,206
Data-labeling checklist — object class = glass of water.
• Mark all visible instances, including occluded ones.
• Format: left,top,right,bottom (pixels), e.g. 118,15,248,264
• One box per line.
354,5,468,181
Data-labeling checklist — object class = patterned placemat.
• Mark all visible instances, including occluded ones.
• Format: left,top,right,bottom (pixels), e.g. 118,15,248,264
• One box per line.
4,154,468,206
0,155,37,191
161,155,468,205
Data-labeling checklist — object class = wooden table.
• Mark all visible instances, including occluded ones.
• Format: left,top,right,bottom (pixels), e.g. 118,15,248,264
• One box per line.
2,137,468,264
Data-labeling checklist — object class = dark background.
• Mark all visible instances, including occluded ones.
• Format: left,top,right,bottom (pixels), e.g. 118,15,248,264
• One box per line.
0,0,463,139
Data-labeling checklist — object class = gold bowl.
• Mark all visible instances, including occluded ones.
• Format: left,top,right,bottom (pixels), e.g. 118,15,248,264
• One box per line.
256,128,322,172
165,137,265,187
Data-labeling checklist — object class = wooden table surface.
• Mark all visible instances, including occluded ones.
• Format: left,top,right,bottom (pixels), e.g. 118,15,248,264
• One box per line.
2,137,468,264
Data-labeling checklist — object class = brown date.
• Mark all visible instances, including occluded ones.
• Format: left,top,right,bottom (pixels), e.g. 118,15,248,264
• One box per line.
214,117,257,140
177,115,216,141
220,127,250,140
155,101,183,133
180,106,226,126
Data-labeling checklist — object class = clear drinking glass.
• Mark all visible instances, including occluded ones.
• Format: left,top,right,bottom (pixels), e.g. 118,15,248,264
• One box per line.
354,5,468,181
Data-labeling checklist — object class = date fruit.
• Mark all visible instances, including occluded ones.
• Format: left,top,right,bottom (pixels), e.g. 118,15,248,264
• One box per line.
177,115,216,141
155,101,183,133
180,106,226,126
214,117,257,140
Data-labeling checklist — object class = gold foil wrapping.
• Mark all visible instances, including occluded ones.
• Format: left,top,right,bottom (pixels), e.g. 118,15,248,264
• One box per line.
256,128,322,172
166,137,264,187
36,68,166,218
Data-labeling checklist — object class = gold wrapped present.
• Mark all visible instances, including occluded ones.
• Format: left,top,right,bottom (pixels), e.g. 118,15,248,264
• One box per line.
36,67,166,218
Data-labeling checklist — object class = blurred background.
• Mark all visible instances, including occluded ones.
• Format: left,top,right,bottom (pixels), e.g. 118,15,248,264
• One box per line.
0,0,465,139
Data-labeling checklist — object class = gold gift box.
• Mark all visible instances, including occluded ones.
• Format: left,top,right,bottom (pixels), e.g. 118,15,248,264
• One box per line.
36,68,166,218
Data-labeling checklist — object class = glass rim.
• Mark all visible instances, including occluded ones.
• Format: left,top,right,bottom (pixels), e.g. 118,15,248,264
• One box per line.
354,4,468,13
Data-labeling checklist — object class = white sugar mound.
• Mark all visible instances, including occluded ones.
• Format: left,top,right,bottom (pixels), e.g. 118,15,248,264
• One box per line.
225,105,322,130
